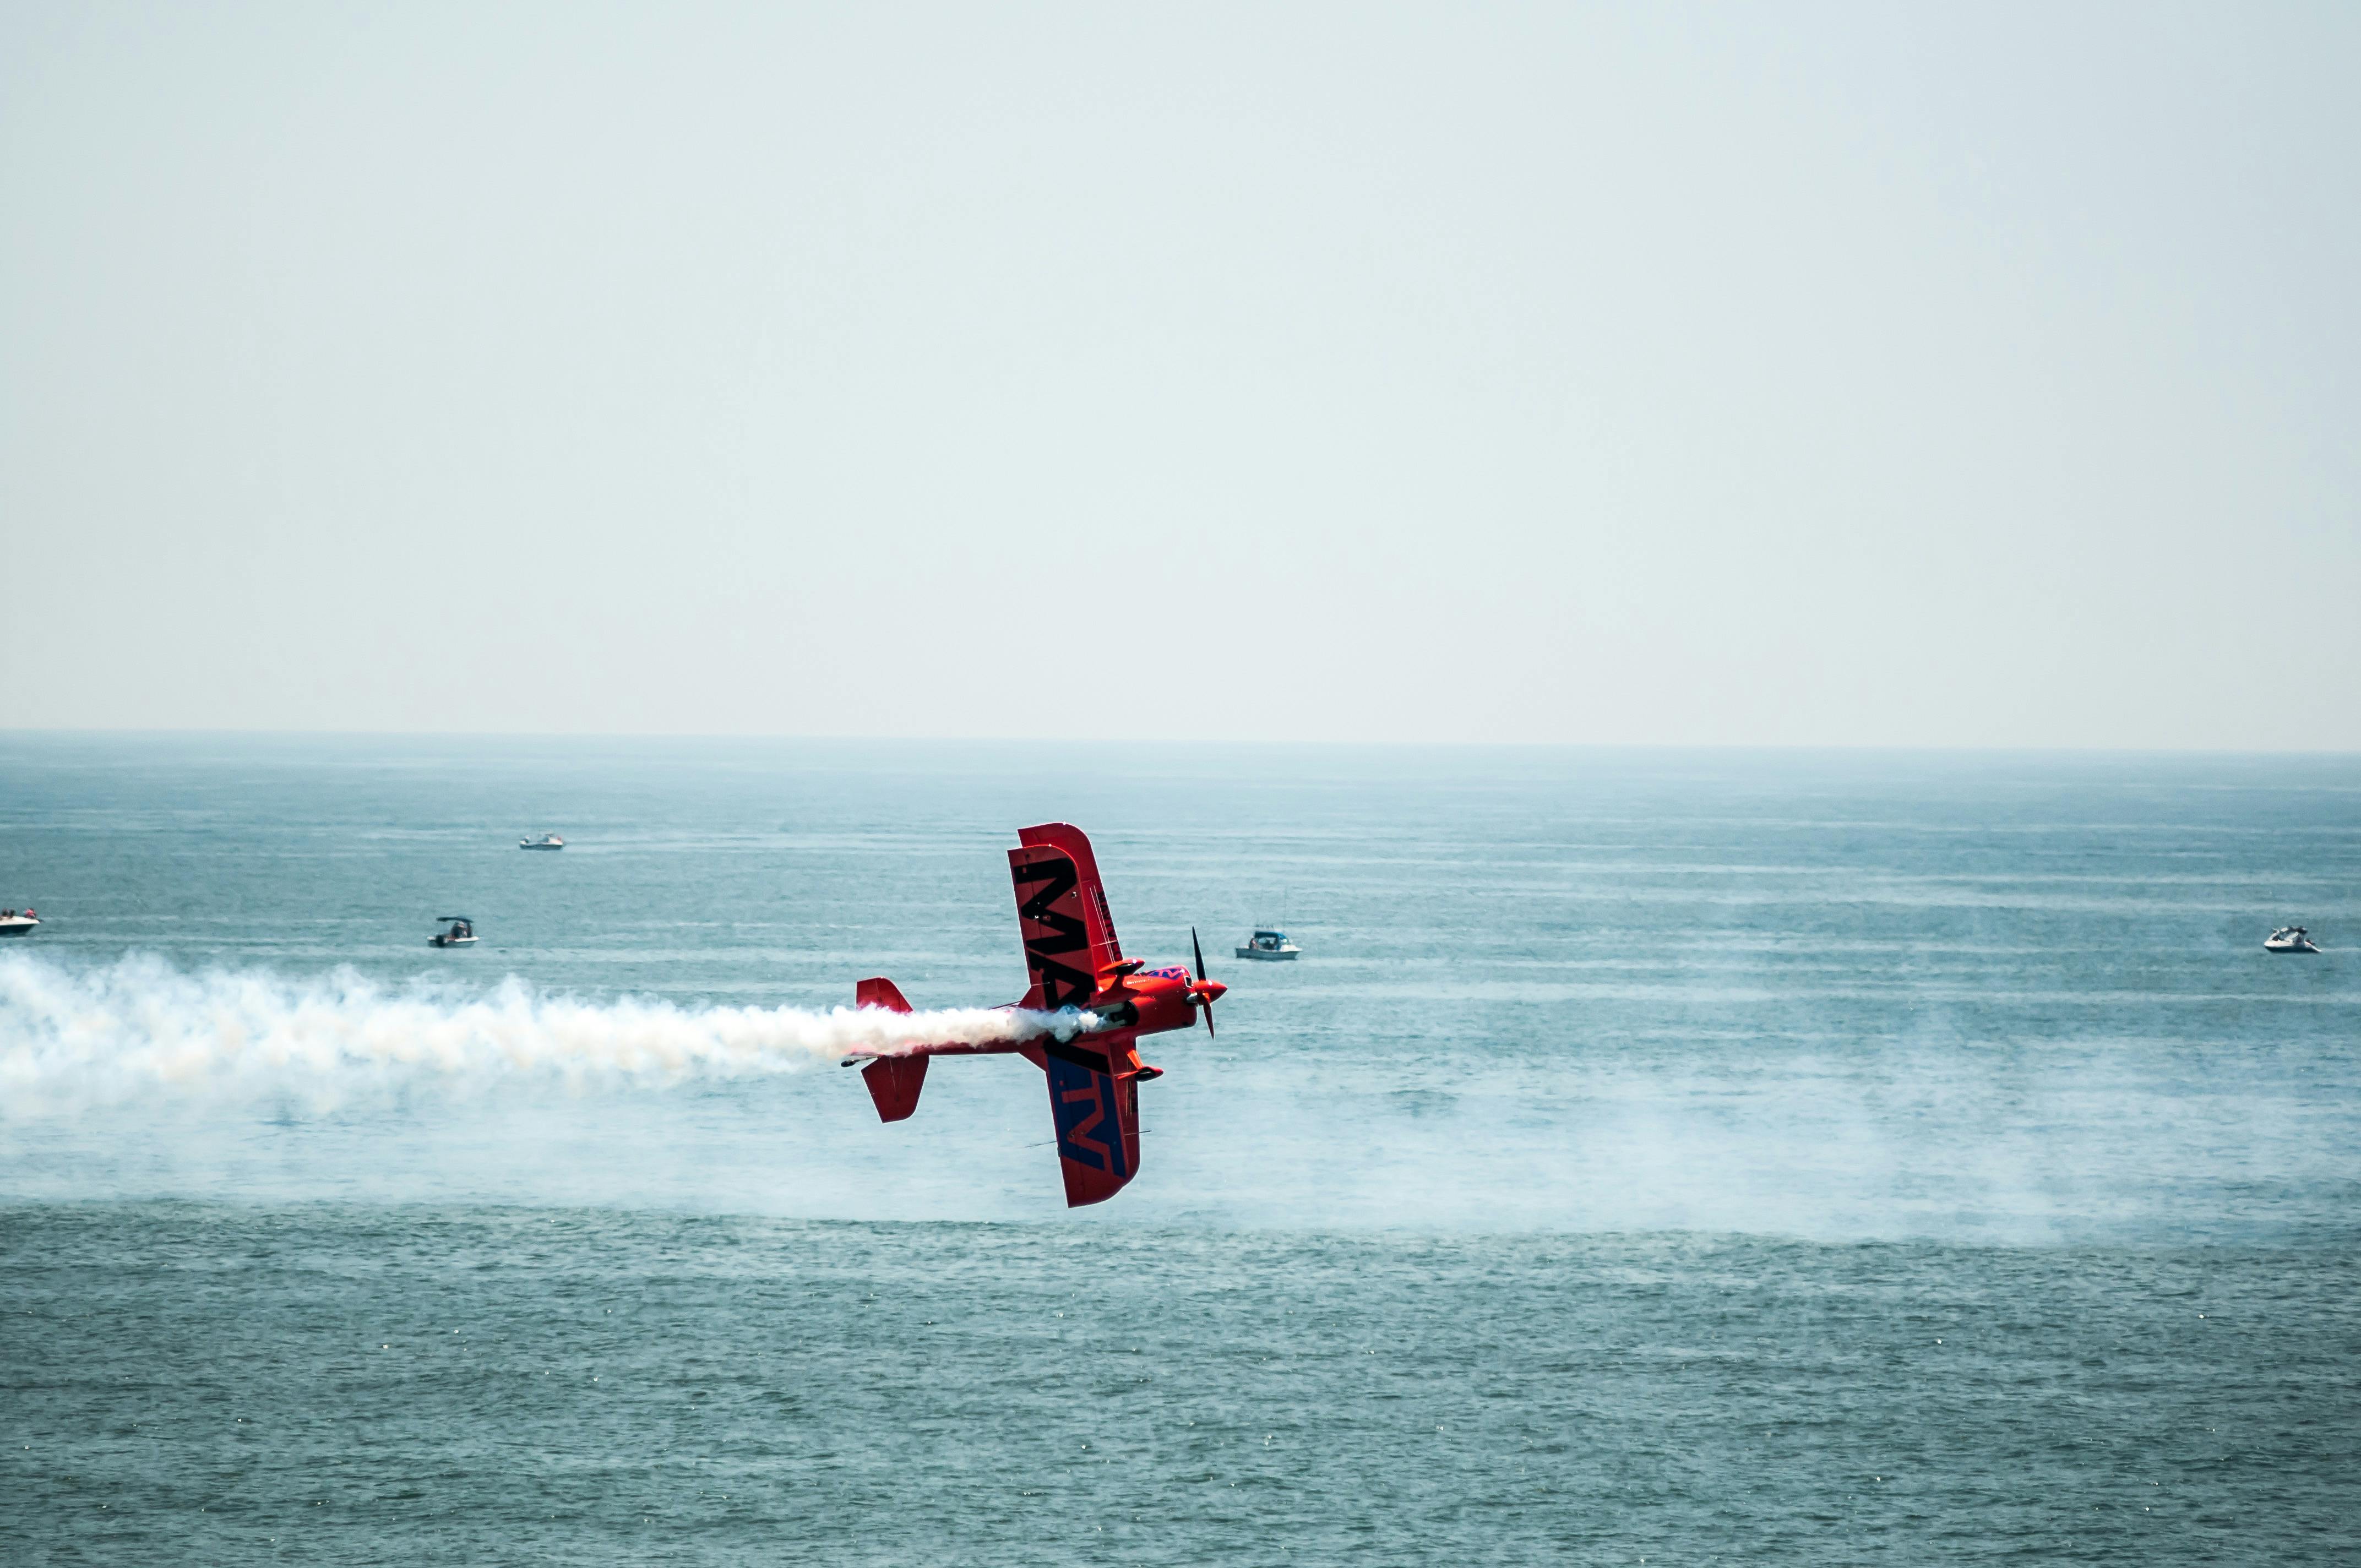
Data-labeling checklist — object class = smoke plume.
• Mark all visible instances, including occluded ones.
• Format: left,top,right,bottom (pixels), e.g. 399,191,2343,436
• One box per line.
0,952,1087,1113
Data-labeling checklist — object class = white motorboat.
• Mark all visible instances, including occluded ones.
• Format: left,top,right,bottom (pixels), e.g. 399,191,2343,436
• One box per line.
2265,926,2320,955
1235,928,1300,961
0,907,39,938
429,916,477,948
520,833,565,851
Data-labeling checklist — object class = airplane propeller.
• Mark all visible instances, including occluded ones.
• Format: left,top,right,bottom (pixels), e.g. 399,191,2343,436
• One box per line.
1188,926,1226,1037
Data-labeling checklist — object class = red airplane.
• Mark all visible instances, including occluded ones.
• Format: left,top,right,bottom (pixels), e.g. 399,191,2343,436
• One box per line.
841,823,1226,1207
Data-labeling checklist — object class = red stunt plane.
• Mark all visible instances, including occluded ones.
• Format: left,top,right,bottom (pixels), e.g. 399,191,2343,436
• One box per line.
841,823,1226,1207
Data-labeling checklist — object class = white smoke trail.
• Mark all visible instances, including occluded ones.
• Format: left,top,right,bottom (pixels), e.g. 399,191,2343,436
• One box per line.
0,952,1094,1114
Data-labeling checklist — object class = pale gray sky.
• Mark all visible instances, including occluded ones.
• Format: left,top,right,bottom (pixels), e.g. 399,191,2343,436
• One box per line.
3,2,2354,747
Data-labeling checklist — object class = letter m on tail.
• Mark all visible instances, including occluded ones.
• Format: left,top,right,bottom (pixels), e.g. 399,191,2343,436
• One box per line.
1009,823,1124,1013
1009,846,1097,1011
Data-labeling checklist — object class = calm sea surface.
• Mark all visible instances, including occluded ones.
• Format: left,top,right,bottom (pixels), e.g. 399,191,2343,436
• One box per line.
3,736,2357,1563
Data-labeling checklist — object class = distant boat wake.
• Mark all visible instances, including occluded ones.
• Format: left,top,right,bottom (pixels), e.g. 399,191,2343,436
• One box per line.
0,952,1092,1112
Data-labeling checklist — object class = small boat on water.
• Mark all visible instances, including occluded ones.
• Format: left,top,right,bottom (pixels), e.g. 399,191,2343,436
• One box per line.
2265,926,2321,955
520,833,565,851
0,907,39,938
429,916,477,948
1235,928,1300,961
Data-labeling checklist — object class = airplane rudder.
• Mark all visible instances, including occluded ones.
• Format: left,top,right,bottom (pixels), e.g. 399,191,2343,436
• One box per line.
862,1055,927,1121
857,977,914,1014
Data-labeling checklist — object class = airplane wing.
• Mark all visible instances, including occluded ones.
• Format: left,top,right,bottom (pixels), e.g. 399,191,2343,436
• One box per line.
1036,1035,1143,1207
1008,824,1146,1205
1009,823,1123,1010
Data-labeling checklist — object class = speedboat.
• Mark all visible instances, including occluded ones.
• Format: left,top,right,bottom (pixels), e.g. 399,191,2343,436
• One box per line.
2265,926,2321,955
520,833,565,851
429,916,477,948
0,907,38,938
1234,928,1300,961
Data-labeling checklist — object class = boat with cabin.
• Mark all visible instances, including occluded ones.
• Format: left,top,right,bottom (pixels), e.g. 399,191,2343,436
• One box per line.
1235,928,1300,961
520,833,565,850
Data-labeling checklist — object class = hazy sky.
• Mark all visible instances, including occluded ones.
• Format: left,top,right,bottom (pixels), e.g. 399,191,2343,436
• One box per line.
3,3,2355,747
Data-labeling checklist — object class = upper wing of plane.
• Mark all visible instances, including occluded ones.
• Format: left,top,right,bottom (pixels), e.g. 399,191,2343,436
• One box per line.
1009,823,1123,1010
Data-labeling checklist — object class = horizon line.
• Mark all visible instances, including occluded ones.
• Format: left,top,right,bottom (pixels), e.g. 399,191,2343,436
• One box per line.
1,727,2355,760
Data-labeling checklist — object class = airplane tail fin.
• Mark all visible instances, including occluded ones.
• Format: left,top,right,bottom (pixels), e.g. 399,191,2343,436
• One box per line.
856,977,927,1121
857,977,913,1012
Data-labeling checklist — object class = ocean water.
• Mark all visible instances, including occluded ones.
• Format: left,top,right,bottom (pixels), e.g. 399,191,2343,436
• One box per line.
3,735,2357,1563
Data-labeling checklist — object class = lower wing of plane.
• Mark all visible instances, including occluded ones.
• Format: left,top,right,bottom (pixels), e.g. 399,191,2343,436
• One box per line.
1031,1036,1146,1208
